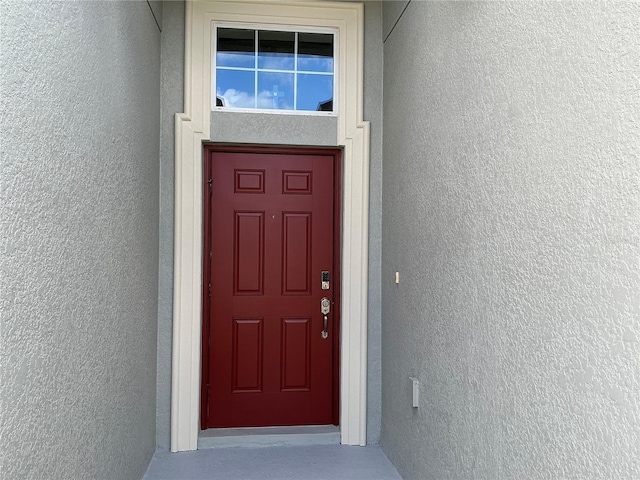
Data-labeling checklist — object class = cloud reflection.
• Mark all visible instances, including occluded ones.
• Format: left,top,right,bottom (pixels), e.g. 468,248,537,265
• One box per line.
217,88,293,110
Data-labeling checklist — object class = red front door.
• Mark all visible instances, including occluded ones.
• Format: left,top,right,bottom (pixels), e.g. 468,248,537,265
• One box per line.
202,146,340,428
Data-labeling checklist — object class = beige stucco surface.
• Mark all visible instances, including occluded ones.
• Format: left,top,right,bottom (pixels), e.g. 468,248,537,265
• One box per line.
1,2,161,478
381,2,639,478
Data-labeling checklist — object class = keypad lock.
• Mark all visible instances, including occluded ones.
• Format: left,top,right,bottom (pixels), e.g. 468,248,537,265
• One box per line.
320,297,330,339
321,271,330,290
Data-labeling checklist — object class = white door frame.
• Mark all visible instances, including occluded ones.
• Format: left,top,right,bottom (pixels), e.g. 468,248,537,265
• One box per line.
171,0,369,452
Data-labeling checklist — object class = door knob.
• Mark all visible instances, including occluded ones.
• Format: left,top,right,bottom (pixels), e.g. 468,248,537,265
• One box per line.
320,297,330,339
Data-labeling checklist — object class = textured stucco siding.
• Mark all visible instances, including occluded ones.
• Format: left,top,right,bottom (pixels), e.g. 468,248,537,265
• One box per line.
157,0,184,449
363,0,383,445
210,111,338,146
381,0,408,40
1,2,161,479
381,2,639,479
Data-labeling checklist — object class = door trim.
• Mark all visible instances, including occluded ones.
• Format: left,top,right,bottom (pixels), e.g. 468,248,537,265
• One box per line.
200,144,342,429
172,0,369,451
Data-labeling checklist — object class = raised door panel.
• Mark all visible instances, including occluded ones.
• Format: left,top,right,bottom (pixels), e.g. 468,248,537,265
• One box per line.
281,317,311,391
232,318,264,392
234,212,264,295
282,212,311,295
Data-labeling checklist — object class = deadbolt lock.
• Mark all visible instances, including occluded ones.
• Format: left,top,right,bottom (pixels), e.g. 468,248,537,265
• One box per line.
321,297,330,315
321,270,330,290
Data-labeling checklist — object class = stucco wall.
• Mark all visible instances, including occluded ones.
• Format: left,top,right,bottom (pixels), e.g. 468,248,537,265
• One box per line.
381,0,407,40
157,0,184,450
155,0,383,447
1,2,161,479
381,2,639,479
363,0,383,445
211,111,338,146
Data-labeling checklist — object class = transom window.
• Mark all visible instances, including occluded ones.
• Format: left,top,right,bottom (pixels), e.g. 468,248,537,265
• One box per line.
213,26,336,113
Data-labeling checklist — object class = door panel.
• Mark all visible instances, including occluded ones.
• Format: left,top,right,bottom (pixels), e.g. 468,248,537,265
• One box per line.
234,212,264,295
203,148,338,428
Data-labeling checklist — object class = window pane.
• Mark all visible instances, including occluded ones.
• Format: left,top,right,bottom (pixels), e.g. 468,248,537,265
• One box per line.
298,33,333,73
217,28,255,68
258,31,295,71
257,72,294,110
216,69,256,108
214,28,336,113
297,74,333,111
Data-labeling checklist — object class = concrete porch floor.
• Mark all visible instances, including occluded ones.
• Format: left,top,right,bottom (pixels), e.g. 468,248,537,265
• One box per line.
143,444,402,480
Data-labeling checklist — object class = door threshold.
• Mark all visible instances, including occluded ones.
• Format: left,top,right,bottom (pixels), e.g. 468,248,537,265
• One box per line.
198,425,340,449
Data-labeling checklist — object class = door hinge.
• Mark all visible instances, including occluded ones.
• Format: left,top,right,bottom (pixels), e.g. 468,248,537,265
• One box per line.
207,178,212,189
208,283,211,297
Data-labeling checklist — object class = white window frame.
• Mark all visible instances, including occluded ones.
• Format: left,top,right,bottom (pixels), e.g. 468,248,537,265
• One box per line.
212,23,338,116
173,0,369,452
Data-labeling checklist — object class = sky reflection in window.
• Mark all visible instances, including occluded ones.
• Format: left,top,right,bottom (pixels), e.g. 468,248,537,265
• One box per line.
258,72,294,110
215,28,334,113
217,29,254,68
258,30,295,71
298,33,333,73
297,74,333,111
216,70,256,108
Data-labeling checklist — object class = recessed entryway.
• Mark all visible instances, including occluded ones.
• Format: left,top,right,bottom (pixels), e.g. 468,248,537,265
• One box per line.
172,1,370,450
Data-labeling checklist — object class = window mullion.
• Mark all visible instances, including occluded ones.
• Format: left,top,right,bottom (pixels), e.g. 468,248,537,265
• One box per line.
293,32,298,111
254,30,258,109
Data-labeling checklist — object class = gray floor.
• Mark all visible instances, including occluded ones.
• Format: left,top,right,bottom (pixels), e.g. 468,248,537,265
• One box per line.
143,445,402,480
197,425,341,449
